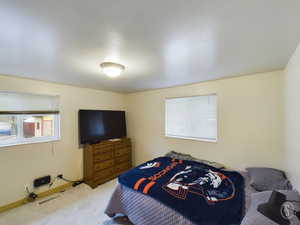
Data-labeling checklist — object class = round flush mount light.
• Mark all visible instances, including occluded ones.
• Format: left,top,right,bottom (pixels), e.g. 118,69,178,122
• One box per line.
100,62,125,78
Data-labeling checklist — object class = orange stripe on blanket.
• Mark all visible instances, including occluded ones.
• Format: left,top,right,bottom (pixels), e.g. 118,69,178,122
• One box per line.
142,181,156,194
133,178,146,190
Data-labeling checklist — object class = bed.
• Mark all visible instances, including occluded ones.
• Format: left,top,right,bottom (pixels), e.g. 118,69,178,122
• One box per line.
105,156,257,225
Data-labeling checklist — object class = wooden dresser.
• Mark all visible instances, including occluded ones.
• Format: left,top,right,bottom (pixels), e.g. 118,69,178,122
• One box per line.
83,138,132,188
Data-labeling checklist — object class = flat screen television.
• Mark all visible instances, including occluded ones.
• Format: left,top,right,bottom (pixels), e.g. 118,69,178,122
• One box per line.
79,110,126,144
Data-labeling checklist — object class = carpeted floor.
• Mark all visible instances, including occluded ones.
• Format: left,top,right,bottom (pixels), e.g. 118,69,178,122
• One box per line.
0,179,133,225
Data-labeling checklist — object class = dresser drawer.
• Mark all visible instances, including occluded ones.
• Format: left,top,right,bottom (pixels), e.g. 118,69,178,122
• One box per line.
115,161,131,173
94,159,114,171
114,139,131,148
115,147,130,157
94,167,114,179
115,154,131,164
94,145,113,155
93,174,116,187
94,151,114,162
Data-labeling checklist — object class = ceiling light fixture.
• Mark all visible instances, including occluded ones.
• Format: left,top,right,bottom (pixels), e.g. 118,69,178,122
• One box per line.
100,62,125,78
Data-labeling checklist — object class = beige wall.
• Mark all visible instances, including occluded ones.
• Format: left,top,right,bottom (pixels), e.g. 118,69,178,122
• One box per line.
126,71,284,170
0,75,126,206
284,44,300,191
0,69,286,206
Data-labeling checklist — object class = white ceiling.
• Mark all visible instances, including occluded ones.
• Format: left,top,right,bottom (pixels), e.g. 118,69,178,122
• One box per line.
1,0,300,93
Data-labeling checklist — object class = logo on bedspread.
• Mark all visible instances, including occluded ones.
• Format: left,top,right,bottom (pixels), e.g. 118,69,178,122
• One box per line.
140,162,161,169
162,165,236,203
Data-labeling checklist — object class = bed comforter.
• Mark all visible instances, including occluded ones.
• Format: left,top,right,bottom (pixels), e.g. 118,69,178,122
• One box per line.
106,157,255,225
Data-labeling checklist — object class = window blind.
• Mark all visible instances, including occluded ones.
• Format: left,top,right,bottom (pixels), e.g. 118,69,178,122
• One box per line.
165,94,217,142
0,91,60,113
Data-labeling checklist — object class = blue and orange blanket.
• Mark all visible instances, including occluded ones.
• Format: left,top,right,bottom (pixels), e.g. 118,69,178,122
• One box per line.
119,157,245,225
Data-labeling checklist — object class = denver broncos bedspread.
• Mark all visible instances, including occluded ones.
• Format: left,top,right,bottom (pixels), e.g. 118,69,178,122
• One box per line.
118,157,245,225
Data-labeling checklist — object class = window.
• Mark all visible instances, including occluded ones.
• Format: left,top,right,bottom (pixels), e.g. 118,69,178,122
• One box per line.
0,114,60,147
165,94,217,142
0,116,17,142
23,115,56,138
0,92,60,147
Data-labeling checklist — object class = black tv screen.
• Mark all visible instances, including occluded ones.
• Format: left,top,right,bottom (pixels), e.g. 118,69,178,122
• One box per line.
79,110,126,144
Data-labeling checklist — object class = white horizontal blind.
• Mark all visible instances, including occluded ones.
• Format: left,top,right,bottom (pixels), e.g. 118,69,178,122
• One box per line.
165,94,217,142
0,91,59,112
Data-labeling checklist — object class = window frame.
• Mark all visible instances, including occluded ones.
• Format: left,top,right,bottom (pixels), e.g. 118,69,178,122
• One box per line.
0,113,61,148
165,94,218,143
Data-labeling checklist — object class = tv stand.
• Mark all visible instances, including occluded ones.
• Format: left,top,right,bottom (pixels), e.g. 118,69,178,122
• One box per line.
83,138,132,188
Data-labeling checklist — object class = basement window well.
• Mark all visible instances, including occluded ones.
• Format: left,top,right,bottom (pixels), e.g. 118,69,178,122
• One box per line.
0,92,60,147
